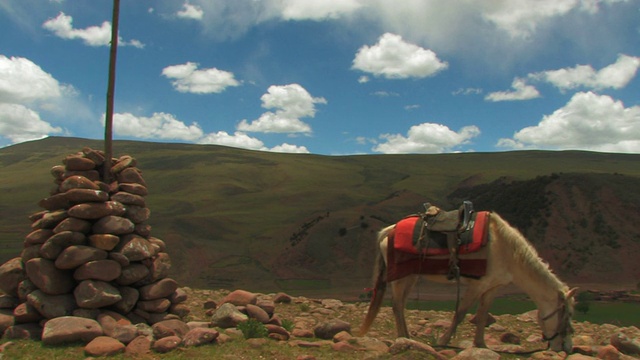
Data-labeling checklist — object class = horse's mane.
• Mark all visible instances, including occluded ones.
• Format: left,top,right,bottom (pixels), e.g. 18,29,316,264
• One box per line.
491,212,569,293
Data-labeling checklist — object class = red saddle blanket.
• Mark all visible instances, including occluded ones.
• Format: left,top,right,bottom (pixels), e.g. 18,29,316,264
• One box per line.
392,211,490,255
386,211,491,281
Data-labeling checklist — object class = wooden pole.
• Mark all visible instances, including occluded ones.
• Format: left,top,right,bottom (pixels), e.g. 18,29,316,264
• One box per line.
104,0,120,183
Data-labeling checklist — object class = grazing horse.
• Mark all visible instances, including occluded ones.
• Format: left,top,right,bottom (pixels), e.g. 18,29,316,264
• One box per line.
358,211,577,353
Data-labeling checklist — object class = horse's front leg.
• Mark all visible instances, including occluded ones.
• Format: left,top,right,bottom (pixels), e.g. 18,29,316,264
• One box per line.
437,283,481,346
472,286,500,348
390,275,417,338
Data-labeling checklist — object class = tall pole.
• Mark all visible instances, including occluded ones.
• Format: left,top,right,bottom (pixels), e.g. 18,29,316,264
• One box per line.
104,0,120,183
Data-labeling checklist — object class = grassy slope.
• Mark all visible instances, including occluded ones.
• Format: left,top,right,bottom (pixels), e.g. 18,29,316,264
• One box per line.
1,137,640,297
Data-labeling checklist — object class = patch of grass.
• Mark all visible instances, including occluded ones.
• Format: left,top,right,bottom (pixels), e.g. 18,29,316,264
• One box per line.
237,318,269,339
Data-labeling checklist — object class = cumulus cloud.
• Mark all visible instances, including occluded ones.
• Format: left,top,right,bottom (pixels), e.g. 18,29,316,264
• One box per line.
352,33,448,80
177,2,204,20
0,56,70,145
161,62,240,94
0,103,63,144
373,123,480,154
497,92,640,153
530,54,640,91
279,0,362,20
113,112,204,141
485,78,541,102
42,12,144,48
237,84,326,133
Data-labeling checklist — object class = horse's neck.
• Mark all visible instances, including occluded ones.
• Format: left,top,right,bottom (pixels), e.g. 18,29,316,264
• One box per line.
513,262,562,316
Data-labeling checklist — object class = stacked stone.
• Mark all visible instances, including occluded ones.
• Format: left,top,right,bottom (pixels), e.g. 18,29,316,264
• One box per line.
0,147,188,339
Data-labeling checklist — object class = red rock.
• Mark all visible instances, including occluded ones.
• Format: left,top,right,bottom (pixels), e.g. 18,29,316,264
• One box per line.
74,259,122,281
53,217,92,233
68,201,126,219
0,309,15,335
246,304,270,324
125,335,152,356
34,209,68,228
65,188,108,203
82,147,105,165
119,182,148,196
152,335,181,353
152,319,190,339
265,324,290,340
111,155,137,174
64,169,100,181
169,287,188,304
452,347,500,360
0,257,26,296
25,258,74,295
84,336,125,357
148,252,171,282
112,191,146,206
182,328,219,346
74,280,122,308
24,229,53,246
55,245,108,269
273,292,292,303
38,193,71,211
117,263,150,285
64,155,96,171
139,278,178,300
137,298,172,313
115,234,154,261
112,286,139,314
2,323,42,340
610,332,640,355
26,290,77,318
88,233,120,251
59,175,100,192
170,303,191,318
13,303,42,323
41,316,103,345
222,289,258,306
125,205,151,223
117,167,147,186
47,230,86,247
92,215,135,235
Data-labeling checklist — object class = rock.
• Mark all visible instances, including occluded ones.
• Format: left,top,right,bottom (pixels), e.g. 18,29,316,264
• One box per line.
13,302,42,324
0,257,25,296
452,347,501,360
152,319,190,339
0,295,19,309
25,258,74,295
38,193,71,211
148,252,172,282
610,332,640,355
222,289,258,306
112,191,146,206
117,263,150,285
388,337,446,359
24,229,54,246
117,167,147,186
210,303,248,328
273,293,292,304
125,205,150,223
26,290,77,318
500,331,521,344
59,175,99,192
92,215,135,235
53,217,92,234
74,280,122,308
111,155,136,174
88,233,120,250
313,319,351,340
152,335,181,353
64,155,96,171
54,245,108,269
2,323,42,340
170,303,191,317
65,188,108,203
46,230,86,247
41,316,103,345
125,335,151,357
68,201,126,220
246,303,270,324
74,259,121,281
182,327,220,346
265,324,290,340
119,182,148,196
169,288,188,304
115,234,154,261
0,309,14,335
137,298,172,313
139,278,178,300
112,286,140,314
84,336,125,357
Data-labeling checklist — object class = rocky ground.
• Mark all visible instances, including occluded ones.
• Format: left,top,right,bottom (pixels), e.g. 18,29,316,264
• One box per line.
3,287,639,359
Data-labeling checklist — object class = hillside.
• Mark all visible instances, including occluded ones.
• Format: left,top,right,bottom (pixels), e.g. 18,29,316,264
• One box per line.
1,137,639,298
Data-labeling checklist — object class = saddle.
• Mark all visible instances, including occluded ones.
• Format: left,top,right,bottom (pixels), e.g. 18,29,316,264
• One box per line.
419,200,475,279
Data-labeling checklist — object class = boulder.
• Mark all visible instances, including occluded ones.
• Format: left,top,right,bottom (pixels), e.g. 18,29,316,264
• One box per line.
26,290,77,319
313,319,351,340
222,289,258,306
55,245,108,269
25,258,74,295
182,328,220,347
41,316,103,345
92,215,135,235
74,280,122,308
73,259,121,281
0,257,26,296
210,303,248,328
152,335,181,353
84,336,125,357
139,278,178,300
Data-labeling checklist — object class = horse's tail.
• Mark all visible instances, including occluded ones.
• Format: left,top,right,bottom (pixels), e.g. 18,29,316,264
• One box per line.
358,225,393,336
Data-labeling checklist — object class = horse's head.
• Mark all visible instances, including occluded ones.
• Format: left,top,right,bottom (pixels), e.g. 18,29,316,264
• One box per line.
539,288,577,353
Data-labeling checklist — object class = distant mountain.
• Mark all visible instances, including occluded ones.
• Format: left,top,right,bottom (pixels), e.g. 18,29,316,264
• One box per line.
1,137,639,298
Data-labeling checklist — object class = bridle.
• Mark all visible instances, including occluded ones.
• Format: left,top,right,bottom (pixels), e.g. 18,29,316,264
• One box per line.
539,297,573,344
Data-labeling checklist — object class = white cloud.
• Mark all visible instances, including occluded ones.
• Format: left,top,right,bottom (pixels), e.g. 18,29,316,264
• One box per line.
497,92,640,153
485,78,541,102
352,33,448,80
0,55,63,104
198,130,266,150
279,0,362,20
177,2,204,20
113,112,204,141
373,123,480,154
42,12,144,48
0,103,62,144
161,62,240,94
270,143,310,153
530,54,640,91
237,84,326,133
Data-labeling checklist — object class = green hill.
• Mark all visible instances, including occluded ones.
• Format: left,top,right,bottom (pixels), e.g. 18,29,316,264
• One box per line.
1,137,639,298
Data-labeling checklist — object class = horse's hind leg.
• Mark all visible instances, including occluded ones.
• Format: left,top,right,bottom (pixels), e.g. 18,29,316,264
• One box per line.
390,275,418,338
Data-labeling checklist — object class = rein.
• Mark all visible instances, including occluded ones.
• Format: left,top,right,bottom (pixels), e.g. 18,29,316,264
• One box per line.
539,299,568,342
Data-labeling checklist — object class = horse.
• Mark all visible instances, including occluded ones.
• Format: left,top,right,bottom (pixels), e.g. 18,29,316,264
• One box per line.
358,211,577,353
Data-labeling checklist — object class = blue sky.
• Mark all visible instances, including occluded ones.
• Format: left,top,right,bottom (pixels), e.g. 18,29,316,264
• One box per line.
1,0,639,155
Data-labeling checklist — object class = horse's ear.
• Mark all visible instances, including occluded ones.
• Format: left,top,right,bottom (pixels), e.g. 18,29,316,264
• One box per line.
566,287,579,299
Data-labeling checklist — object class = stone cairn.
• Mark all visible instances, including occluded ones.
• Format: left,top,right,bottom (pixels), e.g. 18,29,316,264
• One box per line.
0,147,190,346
